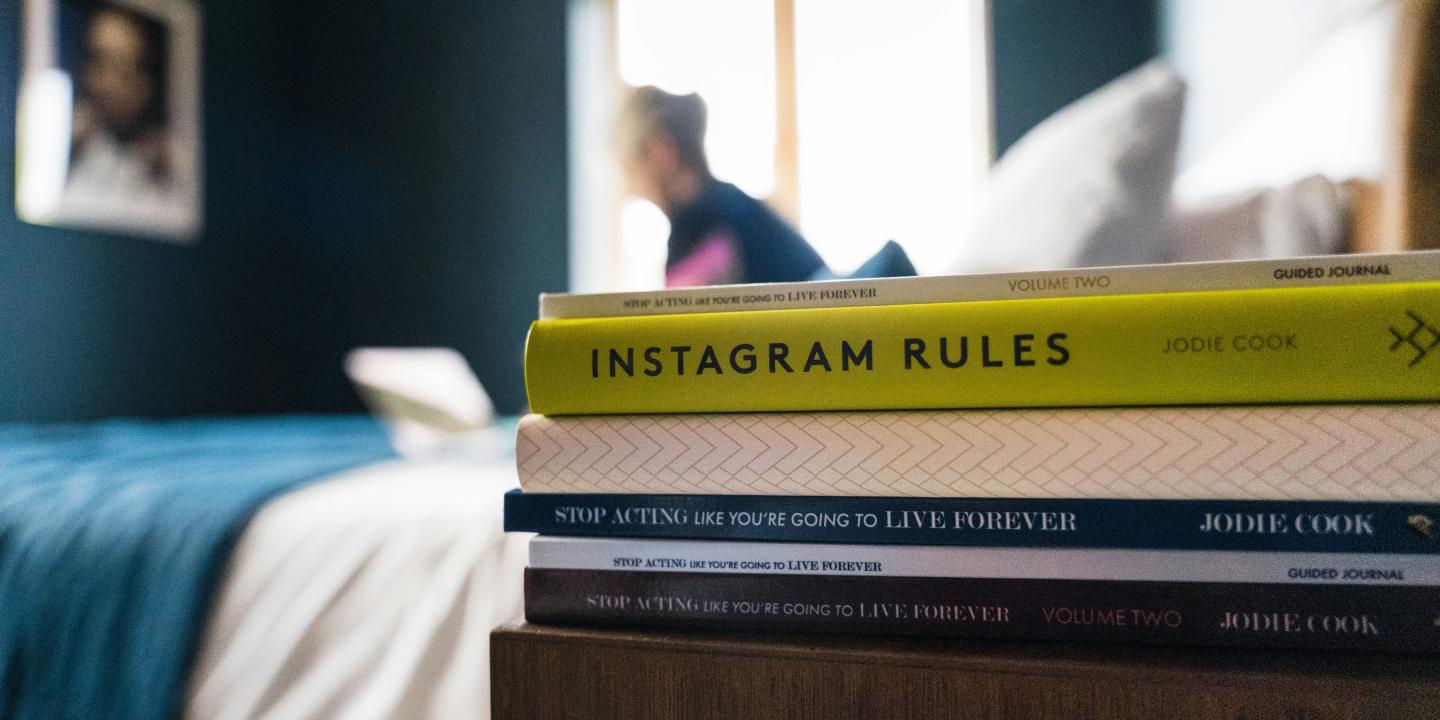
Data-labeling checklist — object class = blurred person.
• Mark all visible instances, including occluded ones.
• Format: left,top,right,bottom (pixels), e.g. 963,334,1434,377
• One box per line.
616,85,827,287
64,2,176,212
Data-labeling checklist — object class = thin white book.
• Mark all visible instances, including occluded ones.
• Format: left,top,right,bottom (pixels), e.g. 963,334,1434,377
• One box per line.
528,536,1440,586
539,249,1440,319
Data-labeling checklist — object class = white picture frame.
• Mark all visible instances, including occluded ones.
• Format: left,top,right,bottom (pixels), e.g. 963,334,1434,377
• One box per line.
16,0,202,242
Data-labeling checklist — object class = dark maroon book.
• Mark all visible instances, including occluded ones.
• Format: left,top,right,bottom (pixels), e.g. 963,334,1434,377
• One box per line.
525,569,1440,653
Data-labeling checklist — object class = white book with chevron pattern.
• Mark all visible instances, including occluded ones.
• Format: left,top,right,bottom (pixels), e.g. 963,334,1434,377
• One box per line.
515,405,1440,501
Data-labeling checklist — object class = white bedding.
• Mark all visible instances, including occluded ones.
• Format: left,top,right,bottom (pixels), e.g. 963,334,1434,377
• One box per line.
185,456,529,720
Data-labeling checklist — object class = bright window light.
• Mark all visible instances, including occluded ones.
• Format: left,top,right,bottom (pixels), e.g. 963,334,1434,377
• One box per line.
15,69,73,223
614,0,776,288
617,197,670,290
795,0,985,274
617,0,777,198
586,0,990,288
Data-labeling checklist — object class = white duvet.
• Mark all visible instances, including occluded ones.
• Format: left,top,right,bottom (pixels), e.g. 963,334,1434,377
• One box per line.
185,457,529,720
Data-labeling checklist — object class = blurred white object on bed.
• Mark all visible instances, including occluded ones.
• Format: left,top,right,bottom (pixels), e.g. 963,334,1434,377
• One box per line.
947,1,1408,274
948,60,1185,273
1168,175,1351,261
344,347,508,461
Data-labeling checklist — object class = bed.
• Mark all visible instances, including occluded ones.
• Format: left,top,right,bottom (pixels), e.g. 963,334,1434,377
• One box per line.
0,416,527,720
185,454,527,720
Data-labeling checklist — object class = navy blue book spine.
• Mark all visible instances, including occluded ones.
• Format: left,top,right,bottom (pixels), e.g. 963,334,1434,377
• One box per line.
524,569,1440,653
503,491,1440,553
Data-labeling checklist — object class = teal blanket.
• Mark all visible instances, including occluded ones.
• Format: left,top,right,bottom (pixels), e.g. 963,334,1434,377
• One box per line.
0,416,394,720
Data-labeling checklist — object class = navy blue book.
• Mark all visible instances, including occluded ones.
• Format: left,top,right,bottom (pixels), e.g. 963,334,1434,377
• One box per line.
503,490,1440,553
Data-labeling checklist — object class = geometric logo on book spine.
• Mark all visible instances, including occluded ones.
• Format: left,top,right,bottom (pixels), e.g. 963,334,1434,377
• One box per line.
1389,309,1440,367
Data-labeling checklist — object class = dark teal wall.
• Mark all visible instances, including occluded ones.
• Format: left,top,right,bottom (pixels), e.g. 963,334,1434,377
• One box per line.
0,0,302,421
991,0,1159,155
0,0,567,421
269,0,568,415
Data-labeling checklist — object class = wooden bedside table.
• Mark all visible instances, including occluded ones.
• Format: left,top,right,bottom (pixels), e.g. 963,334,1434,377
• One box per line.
491,621,1440,719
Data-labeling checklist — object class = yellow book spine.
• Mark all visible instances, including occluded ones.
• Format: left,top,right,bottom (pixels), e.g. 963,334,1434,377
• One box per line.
524,281,1440,415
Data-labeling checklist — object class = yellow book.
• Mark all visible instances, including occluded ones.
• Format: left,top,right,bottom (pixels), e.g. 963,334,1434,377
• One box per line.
524,281,1440,415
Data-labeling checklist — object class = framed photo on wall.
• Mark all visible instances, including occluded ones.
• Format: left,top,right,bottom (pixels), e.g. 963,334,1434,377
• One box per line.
16,0,202,242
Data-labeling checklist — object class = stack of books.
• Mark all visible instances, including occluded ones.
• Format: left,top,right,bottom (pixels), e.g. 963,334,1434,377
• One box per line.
507,251,1440,652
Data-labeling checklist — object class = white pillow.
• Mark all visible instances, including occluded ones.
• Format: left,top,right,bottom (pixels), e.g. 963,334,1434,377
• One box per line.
1168,174,1350,262
949,59,1185,273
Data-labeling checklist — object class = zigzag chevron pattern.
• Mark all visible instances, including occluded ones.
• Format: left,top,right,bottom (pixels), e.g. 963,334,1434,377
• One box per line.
516,406,1440,500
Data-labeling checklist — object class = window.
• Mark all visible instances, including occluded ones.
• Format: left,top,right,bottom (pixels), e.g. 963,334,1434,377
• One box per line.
568,0,991,291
